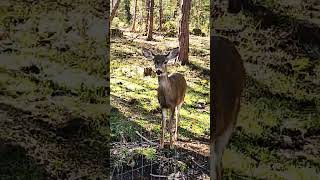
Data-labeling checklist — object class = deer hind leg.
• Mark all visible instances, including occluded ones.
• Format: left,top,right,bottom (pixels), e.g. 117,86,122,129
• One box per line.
169,107,176,149
212,98,240,179
212,122,234,180
160,108,167,149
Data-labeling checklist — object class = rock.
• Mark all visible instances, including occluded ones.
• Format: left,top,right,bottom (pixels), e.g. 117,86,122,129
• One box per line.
195,104,205,109
195,99,206,109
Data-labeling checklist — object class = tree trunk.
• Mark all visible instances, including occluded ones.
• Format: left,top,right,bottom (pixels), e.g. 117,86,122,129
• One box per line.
139,0,144,30
178,0,192,64
145,0,150,33
131,0,138,31
146,0,154,41
158,0,163,31
110,0,121,22
228,0,242,13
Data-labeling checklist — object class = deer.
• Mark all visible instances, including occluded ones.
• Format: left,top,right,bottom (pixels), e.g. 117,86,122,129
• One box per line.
210,36,245,180
142,47,187,149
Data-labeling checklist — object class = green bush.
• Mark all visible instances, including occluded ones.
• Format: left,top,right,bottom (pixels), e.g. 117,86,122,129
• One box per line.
163,20,177,31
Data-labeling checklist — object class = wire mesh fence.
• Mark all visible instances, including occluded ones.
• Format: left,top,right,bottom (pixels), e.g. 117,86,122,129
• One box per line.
110,128,210,180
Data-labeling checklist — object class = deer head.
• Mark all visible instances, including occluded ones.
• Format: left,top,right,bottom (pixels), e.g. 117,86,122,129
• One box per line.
142,47,179,76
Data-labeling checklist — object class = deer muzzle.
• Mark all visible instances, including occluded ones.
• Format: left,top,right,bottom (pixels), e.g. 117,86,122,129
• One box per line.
156,69,163,76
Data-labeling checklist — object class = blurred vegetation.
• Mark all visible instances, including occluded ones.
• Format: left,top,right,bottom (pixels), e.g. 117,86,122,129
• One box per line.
0,0,109,179
111,0,210,35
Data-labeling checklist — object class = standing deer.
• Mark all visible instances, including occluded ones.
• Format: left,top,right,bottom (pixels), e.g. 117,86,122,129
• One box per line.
210,36,245,180
142,47,187,149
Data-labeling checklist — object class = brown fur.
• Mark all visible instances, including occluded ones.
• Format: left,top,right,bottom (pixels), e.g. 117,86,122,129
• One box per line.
158,73,187,109
210,35,245,179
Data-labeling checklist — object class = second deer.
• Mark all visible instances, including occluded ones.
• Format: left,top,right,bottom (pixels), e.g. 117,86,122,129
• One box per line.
210,36,245,179
142,47,187,149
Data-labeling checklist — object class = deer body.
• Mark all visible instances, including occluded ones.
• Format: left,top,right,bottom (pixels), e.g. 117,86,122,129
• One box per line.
210,36,245,180
143,48,187,148
157,73,186,109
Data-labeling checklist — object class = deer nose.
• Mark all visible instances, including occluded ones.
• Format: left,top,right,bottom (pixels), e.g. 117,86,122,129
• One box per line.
156,70,162,75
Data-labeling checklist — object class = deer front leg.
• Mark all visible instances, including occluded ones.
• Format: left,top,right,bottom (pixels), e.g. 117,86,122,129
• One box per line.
160,108,167,149
169,107,176,149
174,104,182,142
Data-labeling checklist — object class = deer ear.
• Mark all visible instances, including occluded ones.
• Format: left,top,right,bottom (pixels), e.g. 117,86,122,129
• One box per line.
165,47,179,61
142,48,155,60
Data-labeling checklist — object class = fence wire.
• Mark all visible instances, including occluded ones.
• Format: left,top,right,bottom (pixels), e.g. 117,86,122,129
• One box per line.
110,127,210,180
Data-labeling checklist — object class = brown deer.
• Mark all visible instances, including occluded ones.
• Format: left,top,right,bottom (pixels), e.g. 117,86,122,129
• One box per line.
142,47,187,149
210,36,245,180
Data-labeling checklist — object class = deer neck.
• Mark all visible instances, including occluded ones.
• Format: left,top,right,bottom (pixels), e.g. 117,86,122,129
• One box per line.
158,73,171,91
